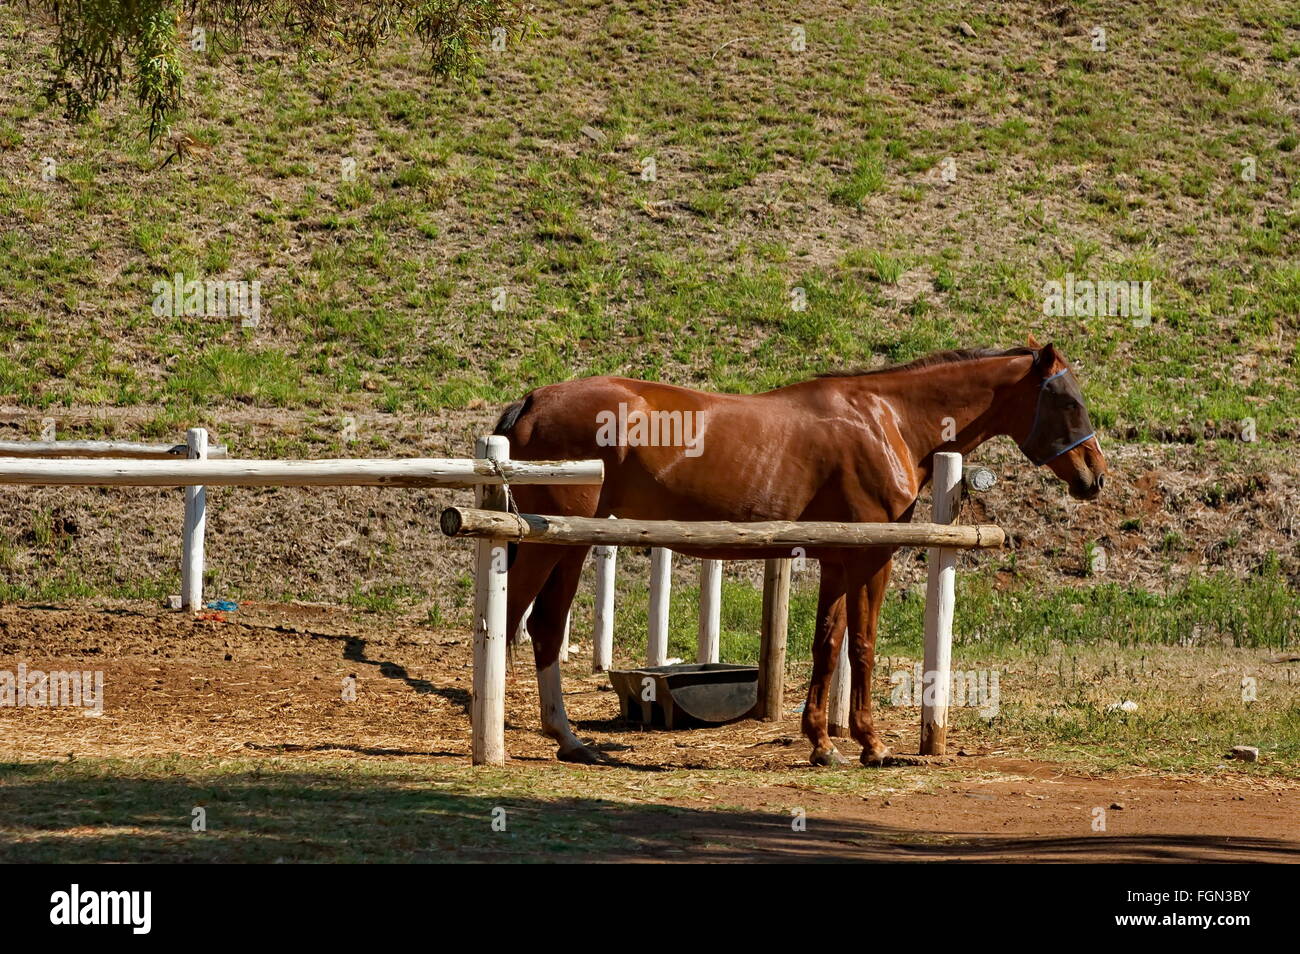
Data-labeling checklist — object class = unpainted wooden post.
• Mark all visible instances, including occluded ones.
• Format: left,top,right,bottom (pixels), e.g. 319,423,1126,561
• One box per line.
472,435,510,766
591,542,617,673
181,428,208,611
697,559,722,663
646,547,672,666
921,451,962,755
828,629,850,737
756,557,791,721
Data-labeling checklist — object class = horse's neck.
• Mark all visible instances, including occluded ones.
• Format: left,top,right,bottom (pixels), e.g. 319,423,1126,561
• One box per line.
847,355,1032,478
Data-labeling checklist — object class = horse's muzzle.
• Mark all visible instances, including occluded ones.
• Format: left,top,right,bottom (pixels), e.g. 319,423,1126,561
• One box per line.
1069,471,1105,500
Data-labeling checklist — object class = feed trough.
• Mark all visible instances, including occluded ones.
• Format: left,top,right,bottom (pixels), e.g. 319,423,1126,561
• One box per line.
607,663,759,729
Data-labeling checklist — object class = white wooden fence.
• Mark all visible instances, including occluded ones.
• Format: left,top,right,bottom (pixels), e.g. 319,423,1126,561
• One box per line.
0,436,606,768
0,429,601,613
0,431,230,608
1,432,996,766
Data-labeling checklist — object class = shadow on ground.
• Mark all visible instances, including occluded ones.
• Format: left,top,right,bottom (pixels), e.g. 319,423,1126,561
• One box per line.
1,763,1294,863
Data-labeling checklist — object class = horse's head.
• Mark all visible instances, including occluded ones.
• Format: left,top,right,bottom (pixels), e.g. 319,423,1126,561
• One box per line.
1013,341,1107,500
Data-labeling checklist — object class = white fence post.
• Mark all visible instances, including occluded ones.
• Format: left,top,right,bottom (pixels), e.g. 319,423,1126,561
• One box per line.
828,631,850,737
472,435,510,766
516,602,533,644
646,547,672,666
921,451,962,756
181,427,208,610
697,559,721,663
591,542,617,673
558,610,571,663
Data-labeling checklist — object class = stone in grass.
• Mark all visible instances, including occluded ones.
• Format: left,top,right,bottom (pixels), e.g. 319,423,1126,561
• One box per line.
1228,745,1260,763
957,21,977,38
1106,700,1139,713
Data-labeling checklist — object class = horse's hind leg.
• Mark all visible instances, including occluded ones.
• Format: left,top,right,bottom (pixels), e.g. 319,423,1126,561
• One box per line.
802,561,849,766
847,553,894,766
527,545,598,763
506,542,567,657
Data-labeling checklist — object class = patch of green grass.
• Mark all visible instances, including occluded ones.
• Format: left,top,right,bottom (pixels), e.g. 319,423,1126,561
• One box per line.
163,346,317,408
940,643,1300,776
0,572,171,604
609,557,1298,668
830,151,885,206
596,554,1297,775
347,582,422,613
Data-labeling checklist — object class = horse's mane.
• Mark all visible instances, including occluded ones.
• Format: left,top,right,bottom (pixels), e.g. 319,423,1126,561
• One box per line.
818,346,1036,379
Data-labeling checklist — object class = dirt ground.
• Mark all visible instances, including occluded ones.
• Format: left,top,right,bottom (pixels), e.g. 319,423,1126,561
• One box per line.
1,601,1296,863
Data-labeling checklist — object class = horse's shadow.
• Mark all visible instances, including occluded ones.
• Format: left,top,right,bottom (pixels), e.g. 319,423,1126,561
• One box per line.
301,630,471,713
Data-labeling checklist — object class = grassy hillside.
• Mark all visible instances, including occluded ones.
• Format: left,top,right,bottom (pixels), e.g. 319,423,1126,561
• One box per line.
1,0,1297,437
0,1,1297,616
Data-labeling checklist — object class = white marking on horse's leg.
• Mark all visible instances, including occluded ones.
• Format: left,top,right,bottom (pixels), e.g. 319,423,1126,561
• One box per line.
537,661,584,751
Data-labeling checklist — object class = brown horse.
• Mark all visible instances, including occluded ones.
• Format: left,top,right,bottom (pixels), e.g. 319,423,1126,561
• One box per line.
493,340,1106,766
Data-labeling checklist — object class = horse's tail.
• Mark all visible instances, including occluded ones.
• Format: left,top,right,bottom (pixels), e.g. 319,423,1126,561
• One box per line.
493,393,532,437
491,394,533,579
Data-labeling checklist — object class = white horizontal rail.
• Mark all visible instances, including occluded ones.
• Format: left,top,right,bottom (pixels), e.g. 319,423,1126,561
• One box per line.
0,457,604,488
0,440,230,459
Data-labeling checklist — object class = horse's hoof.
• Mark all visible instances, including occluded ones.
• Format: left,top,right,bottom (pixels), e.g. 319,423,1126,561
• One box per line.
810,746,848,768
860,745,893,767
558,743,602,765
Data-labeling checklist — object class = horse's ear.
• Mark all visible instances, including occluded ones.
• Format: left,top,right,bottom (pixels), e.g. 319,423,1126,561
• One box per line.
1034,341,1058,370
1026,333,1042,349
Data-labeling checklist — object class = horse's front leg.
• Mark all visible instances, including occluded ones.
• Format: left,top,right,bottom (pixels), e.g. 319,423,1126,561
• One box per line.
847,551,894,766
801,561,848,766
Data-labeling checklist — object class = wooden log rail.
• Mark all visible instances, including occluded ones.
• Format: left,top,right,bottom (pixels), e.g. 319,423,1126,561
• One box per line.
439,507,1006,550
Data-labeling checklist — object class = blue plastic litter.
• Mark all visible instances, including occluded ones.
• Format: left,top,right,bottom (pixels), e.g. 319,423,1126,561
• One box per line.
205,600,238,612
